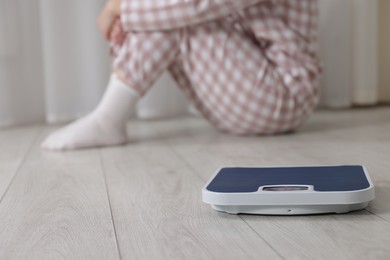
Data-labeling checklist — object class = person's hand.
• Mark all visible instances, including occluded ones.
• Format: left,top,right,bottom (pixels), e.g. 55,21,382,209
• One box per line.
98,0,121,41
110,18,126,45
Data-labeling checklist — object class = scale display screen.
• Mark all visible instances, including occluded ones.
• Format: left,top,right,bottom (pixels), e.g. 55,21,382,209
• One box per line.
262,186,309,191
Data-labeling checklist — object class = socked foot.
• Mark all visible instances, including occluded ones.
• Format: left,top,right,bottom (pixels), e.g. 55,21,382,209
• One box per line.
41,113,128,151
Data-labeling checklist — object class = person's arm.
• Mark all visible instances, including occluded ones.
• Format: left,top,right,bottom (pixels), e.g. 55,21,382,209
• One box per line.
120,0,267,31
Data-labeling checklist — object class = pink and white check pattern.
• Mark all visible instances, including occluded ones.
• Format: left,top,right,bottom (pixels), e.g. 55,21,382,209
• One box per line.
111,0,321,134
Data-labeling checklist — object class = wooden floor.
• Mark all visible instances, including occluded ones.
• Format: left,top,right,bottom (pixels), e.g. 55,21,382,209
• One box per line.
1,108,390,259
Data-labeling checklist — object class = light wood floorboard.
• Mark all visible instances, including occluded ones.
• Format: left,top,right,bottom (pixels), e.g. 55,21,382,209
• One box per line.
0,126,40,199
101,138,281,259
0,129,120,259
0,108,389,259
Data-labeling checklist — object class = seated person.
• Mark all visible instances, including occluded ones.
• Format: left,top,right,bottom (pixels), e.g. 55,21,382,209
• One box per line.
42,0,321,151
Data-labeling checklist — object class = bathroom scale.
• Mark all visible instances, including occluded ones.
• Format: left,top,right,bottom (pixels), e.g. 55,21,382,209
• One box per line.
202,165,375,215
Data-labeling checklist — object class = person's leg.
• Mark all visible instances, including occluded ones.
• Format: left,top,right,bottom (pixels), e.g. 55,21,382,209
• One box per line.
42,30,181,151
172,17,319,135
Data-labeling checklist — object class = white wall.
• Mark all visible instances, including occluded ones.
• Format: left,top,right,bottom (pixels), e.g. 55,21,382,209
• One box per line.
318,0,352,108
0,0,45,127
378,0,390,102
319,0,388,107
350,0,378,105
39,0,111,123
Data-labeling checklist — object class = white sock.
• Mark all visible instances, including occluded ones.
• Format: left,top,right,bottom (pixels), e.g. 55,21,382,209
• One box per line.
42,74,139,151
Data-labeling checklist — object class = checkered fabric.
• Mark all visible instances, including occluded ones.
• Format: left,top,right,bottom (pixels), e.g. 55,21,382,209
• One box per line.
111,0,321,135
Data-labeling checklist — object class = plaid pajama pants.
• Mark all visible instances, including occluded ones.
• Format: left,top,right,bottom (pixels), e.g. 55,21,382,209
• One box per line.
111,0,321,135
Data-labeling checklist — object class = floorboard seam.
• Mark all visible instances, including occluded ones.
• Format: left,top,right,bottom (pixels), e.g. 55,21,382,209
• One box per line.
168,145,207,184
365,209,390,224
0,127,42,204
99,150,122,260
240,216,286,260
169,145,285,259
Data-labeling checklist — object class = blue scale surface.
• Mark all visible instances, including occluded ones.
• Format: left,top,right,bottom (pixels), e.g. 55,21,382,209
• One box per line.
206,166,370,193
